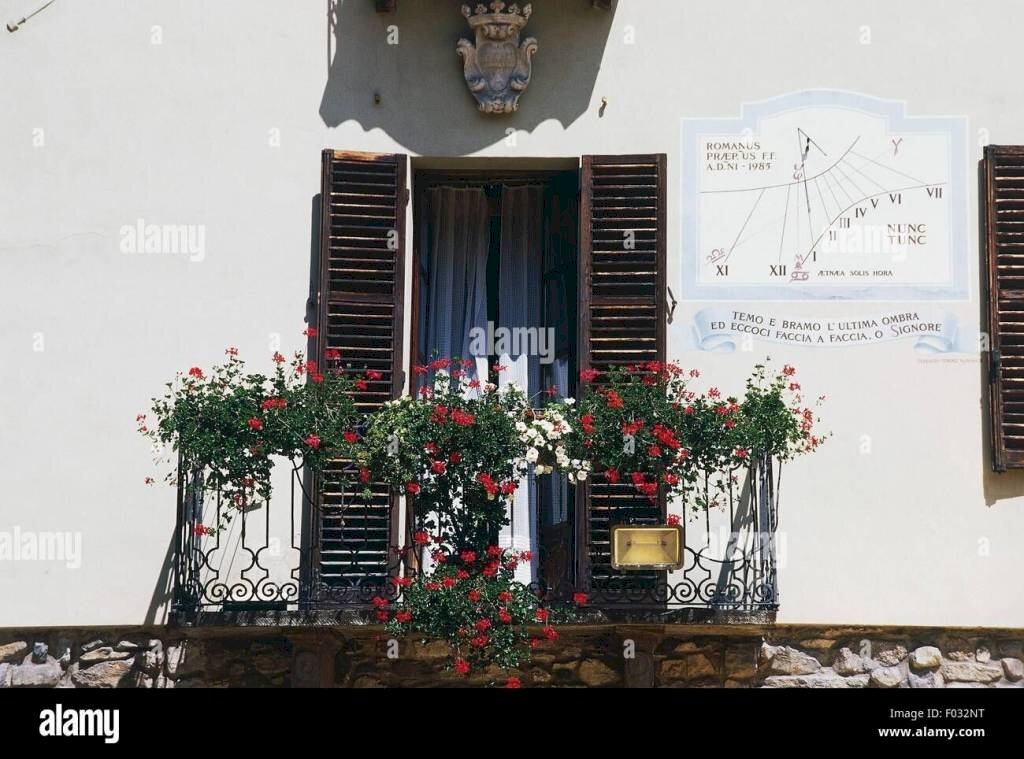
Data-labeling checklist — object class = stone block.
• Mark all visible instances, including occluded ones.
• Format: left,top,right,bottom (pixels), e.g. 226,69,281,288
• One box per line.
0,641,29,664
875,644,908,667
909,671,944,688
759,643,820,676
869,666,905,688
12,661,63,687
763,672,868,688
909,646,942,670
578,659,619,687
940,661,1003,683
1002,657,1024,682
71,660,135,688
833,647,866,675
80,647,133,666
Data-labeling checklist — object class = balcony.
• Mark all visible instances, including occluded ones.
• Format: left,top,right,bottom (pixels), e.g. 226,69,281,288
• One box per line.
170,452,780,626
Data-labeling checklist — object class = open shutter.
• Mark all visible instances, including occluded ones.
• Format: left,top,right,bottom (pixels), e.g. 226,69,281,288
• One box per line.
577,154,668,591
985,145,1024,470
315,150,407,598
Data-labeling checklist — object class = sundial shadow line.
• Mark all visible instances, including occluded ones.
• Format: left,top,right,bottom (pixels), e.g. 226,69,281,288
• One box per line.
848,149,931,188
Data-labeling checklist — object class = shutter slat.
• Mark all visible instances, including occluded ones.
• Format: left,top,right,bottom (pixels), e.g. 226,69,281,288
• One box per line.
578,154,668,591
315,150,407,595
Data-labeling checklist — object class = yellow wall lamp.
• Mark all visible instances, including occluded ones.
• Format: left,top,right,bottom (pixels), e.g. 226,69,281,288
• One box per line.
610,524,684,571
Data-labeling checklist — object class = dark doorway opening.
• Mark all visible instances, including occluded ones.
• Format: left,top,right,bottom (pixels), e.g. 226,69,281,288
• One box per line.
410,162,580,596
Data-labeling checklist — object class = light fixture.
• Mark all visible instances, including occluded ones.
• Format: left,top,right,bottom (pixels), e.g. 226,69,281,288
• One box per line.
610,525,684,571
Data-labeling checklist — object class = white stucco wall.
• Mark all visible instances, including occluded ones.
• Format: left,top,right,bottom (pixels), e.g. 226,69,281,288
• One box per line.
1,0,1023,627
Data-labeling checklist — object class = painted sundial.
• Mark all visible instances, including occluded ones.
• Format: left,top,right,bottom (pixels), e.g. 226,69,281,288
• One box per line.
682,91,968,301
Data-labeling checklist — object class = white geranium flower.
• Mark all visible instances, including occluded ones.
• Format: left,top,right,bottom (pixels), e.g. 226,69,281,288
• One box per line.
526,447,540,464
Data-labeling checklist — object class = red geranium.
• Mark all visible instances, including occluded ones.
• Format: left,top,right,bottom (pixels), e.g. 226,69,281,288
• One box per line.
451,409,475,427
247,417,263,431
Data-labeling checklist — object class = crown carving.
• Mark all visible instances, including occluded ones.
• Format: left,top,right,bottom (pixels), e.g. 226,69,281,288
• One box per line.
461,3,533,41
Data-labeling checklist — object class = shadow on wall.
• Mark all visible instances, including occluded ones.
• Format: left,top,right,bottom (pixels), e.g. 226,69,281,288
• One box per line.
319,0,616,153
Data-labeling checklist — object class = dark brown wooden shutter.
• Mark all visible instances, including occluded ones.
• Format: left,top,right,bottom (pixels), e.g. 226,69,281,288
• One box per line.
577,154,668,591
315,150,407,597
984,145,1024,471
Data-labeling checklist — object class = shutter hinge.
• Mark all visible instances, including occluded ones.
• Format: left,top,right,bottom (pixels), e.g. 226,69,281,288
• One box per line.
666,286,678,324
990,349,1001,384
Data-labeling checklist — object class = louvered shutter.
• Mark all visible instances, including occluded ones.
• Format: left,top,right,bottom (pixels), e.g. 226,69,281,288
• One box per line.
315,150,407,598
985,145,1024,471
577,154,668,591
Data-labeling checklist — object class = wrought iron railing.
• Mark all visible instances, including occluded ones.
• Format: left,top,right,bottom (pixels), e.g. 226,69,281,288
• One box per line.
171,454,781,624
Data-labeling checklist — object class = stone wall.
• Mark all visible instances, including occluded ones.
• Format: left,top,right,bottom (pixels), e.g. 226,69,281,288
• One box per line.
1,624,1022,688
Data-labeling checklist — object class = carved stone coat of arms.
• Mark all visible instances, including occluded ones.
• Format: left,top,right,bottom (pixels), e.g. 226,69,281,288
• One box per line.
458,3,538,114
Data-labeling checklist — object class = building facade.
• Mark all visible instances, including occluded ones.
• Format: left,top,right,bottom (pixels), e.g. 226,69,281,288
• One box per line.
1,0,1024,688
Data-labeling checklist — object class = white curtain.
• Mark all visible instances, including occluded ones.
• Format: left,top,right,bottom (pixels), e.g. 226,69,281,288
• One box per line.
542,187,576,526
421,188,491,572
497,185,545,584
425,187,490,383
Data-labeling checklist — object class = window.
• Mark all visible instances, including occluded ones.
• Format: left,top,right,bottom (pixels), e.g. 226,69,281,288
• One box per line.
314,150,668,599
